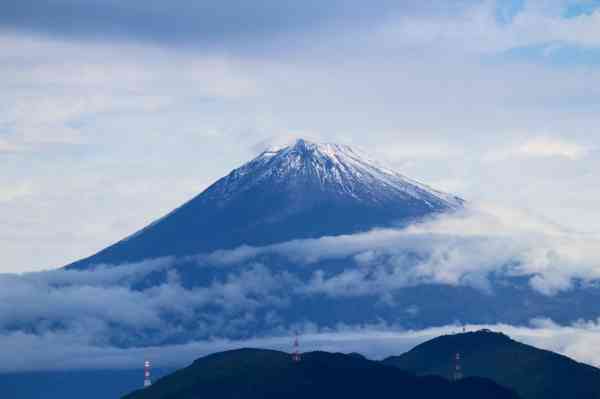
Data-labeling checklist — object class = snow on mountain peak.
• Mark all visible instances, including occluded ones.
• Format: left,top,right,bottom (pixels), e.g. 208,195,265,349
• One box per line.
230,138,464,210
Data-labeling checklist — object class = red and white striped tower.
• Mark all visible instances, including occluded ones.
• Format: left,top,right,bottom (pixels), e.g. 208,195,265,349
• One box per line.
144,360,152,387
453,353,463,381
292,333,301,362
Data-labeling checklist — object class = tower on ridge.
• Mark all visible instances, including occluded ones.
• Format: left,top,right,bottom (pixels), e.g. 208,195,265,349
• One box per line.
292,334,301,363
453,353,463,381
144,360,152,387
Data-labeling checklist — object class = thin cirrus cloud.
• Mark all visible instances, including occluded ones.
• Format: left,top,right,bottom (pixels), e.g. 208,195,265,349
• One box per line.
517,137,591,159
374,0,600,57
485,137,592,161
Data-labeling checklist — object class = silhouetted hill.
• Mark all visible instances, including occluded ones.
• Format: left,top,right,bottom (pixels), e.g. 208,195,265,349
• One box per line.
123,348,519,399
383,329,600,399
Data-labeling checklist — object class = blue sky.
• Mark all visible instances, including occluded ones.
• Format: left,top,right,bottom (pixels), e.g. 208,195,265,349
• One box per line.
2,0,600,272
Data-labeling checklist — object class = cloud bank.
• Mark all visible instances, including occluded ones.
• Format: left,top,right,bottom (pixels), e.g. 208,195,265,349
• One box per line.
4,321,600,373
2,203,600,371
200,203,600,296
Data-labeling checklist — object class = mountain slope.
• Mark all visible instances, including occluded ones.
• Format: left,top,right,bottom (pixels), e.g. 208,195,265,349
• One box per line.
68,139,463,269
383,330,600,399
122,348,519,399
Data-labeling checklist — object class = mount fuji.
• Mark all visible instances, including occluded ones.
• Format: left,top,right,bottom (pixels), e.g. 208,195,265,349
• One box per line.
55,139,600,342
68,139,463,269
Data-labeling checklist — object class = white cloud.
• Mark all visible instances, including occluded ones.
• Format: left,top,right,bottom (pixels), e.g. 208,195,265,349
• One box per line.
4,320,600,372
484,136,591,161
0,32,258,153
517,137,590,159
0,259,298,354
198,203,600,296
1,203,600,371
377,0,600,54
0,181,33,203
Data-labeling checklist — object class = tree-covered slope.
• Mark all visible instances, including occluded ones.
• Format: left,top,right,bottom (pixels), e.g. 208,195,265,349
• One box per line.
383,330,600,399
123,348,519,399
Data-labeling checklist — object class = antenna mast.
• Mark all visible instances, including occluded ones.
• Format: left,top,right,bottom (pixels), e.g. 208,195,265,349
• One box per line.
453,353,463,381
144,360,152,388
292,333,301,362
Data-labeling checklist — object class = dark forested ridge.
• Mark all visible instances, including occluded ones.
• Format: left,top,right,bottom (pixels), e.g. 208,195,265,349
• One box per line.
383,330,600,399
123,348,519,399
7,331,600,399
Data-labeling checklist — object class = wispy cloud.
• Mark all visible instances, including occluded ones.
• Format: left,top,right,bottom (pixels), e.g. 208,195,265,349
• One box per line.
517,137,590,159
377,0,600,55
486,136,592,161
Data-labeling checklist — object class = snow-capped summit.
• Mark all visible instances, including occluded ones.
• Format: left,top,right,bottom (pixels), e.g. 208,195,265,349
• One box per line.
68,139,463,269
216,138,463,209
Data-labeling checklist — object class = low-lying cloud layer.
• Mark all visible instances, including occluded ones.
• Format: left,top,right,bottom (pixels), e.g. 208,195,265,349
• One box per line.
202,203,600,296
4,321,600,373
2,203,600,371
